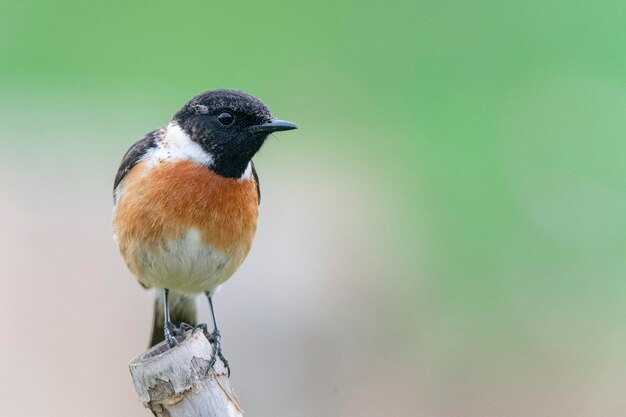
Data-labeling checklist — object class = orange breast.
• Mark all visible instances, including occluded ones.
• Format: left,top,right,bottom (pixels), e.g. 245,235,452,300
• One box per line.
114,160,259,254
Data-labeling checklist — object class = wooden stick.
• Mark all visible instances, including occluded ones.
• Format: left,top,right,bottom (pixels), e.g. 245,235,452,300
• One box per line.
129,329,243,417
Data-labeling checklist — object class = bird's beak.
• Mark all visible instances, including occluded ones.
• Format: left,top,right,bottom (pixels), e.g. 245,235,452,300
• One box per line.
252,119,298,133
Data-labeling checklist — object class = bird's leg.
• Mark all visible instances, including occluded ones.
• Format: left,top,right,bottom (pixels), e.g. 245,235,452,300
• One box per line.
204,292,230,376
162,289,178,349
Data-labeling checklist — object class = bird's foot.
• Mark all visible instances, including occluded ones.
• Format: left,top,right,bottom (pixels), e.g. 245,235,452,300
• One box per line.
178,322,194,333
208,329,230,376
193,324,230,376
163,321,179,349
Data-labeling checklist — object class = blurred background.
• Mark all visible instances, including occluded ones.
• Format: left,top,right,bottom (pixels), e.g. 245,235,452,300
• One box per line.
1,0,626,416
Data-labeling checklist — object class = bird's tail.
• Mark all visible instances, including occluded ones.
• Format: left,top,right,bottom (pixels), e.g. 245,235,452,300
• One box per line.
149,290,197,347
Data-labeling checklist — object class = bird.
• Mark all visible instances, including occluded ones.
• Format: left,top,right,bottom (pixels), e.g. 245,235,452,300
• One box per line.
112,89,297,371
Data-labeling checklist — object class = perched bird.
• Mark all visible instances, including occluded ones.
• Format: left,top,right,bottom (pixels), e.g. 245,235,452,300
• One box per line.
112,89,297,370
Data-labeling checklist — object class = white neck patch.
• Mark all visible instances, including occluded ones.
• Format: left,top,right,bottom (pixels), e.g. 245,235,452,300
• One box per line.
142,123,214,167
240,162,253,180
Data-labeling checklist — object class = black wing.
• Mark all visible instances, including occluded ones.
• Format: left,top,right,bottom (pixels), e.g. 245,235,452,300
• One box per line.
113,129,161,201
251,160,261,205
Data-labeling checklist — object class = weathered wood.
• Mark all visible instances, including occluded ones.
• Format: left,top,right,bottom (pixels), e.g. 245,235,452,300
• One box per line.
129,329,243,417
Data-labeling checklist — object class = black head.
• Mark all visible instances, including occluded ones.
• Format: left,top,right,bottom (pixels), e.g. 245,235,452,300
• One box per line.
172,89,297,178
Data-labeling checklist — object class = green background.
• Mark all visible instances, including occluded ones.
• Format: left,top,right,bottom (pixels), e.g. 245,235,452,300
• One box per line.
2,1,626,416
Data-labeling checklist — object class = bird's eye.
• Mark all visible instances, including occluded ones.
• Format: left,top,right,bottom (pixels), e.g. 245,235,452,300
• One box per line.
217,111,235,126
